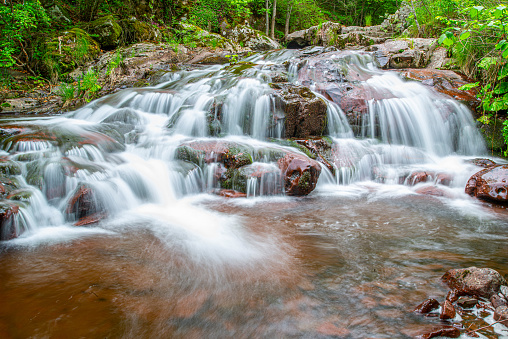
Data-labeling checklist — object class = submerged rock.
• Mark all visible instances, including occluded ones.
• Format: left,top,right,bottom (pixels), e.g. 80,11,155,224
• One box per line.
442,267,507,300
465,165,508,203
456,296,478,309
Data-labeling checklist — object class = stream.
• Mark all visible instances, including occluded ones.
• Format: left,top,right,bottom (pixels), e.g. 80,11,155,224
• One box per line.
0,48,507,338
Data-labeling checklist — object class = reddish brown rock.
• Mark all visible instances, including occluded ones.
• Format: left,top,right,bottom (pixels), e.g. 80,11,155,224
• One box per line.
66,185,106,225
407,171,432,185
175,140,253,169
217,189,247,198
270,83,328,138
0,202,21,240
471,158,497,168
398,69,479,112
465,165,508,203
414,298,440,313
416,326,460,339
442,267,507,299
491,293,508,309
277,153,321,196
456,296,478,309
440,300,456,320
494,305,508,325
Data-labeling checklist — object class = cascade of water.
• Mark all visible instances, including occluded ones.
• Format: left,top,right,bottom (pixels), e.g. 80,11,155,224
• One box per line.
0,48,492,242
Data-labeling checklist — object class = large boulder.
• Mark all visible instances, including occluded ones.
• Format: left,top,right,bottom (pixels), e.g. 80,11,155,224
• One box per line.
270,83,328,138
286,22,393,49
175,140,321,196
286,21,342,48
366,38,437,69
442,267,507,300
465,165,508,203
178,23,245,52
120,17,160,44
380,6,412,35
87,15,123,49
44,28,100,75
223,24,280,51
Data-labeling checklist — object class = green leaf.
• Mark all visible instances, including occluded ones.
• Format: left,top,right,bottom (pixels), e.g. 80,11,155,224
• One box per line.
495,40,507,50
458,82,479,90
443,38,454,47
494,82,508,94
437,33,447,45
503,48,508,59
459,31,471,40
494,9,503,19
479,57,497,69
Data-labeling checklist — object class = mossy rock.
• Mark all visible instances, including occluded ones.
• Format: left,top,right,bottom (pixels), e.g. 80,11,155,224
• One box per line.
0,160,21,176
120,18,160,44
480,119,507,156
87,15,123,49
7,189,33,202
176,23,241,51
44,28,100,75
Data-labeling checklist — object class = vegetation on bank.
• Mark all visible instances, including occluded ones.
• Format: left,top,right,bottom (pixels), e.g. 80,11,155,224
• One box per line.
1,0,508,155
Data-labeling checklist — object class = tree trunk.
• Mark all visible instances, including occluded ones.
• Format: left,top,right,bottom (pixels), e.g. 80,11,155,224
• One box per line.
410,0,421,36
285,2,292,38
265,0,270,36
270,0,277,40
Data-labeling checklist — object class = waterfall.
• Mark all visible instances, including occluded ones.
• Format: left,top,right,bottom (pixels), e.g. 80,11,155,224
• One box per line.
0,48,489,241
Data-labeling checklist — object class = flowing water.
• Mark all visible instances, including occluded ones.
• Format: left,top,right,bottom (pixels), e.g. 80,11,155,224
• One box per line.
0,48,507,338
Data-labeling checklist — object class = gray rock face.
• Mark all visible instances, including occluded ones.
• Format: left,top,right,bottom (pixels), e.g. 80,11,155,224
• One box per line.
366,38,437,69
286,22,342,48
380,6,412,34
286,22,394,49
224,24,280,51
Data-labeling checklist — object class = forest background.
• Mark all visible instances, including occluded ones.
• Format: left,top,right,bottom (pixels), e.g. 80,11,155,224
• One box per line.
1,0,508,155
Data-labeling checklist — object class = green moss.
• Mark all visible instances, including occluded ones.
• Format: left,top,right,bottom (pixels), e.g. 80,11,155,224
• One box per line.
87,15,123,49
7,189,32,202
175,146,205,166
298,171,312,190
44,28,100,76
0,160,21,176
222,167,247,193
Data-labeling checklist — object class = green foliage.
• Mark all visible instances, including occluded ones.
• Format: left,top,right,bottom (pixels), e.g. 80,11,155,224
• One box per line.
0,1,50,69
106,51,124,76
58,82,76,102
59,68,102,104
438,2,508,155
189,0,252,32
